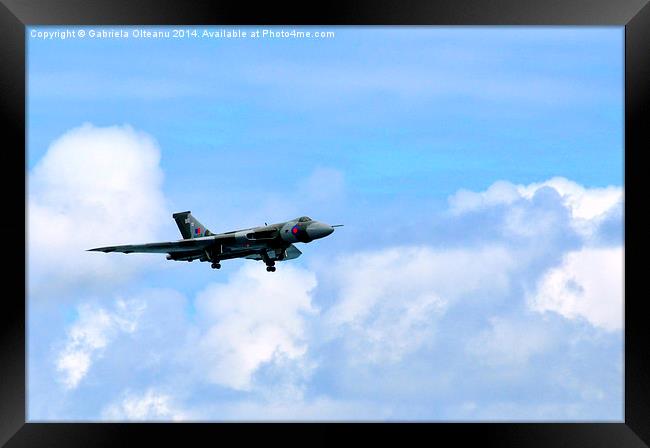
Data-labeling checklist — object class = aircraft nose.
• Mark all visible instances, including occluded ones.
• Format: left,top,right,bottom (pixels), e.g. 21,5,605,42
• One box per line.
306,222,334,240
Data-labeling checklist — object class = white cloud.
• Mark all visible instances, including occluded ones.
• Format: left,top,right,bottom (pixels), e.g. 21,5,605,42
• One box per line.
34,172,623,420
192,264,318,391
518,178,622,238
448,177,622,240
447,177,623,332
101,389,190,421
28,123,167,296
517,178,621,221
528,247,623,331
448,180,522,215
325,245,515,363
56,299,145,389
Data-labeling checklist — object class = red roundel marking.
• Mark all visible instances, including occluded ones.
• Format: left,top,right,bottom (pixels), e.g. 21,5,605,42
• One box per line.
292,226,299,234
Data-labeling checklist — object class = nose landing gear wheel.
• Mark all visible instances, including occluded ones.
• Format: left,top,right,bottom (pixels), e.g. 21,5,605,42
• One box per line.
266,266,276,272
211,262,221,269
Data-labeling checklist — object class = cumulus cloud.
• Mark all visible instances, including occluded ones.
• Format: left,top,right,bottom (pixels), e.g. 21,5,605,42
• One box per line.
448,180,523,214
446,177,623,332
36,174,623,421
325,245,515,363
528,247,623,331
518,178,621,221
101,389,190,421
192,264,318,390
56,299,145,389
448,177,622,240
28,123,167,296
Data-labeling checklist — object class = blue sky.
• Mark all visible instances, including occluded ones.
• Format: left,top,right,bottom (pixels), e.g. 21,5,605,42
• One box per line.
27,26,623,420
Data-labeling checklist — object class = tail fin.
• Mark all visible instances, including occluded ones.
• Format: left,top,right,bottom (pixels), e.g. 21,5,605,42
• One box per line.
172,211,212,239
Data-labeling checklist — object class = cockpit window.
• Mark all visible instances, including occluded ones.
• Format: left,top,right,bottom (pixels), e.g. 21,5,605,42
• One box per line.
298,216,312,222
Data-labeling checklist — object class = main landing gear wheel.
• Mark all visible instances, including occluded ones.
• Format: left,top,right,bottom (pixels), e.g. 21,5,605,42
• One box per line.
211,262,221,269
259,250,276,272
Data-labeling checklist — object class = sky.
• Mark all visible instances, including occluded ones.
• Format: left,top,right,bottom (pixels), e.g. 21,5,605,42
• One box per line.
27,26,624,421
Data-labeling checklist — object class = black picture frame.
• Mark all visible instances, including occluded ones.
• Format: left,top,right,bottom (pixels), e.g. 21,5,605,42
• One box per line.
1,0,647,445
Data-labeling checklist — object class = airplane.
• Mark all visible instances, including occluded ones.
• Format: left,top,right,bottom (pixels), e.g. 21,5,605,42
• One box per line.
88,211,341,272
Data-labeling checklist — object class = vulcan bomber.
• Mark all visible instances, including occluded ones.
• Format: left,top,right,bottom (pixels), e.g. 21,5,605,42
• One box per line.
89,212,340,272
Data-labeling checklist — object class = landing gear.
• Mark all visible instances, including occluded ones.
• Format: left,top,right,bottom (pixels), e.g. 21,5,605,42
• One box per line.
206,247,222,270
260,250,277,272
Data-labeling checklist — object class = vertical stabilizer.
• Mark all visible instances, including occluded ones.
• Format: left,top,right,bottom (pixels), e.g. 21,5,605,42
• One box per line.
172,211,212,239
